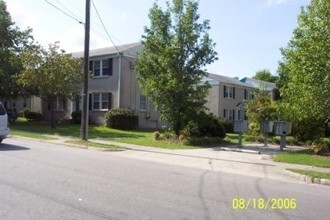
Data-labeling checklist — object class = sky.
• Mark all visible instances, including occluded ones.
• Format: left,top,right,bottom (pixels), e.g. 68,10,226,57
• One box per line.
6,0,310,79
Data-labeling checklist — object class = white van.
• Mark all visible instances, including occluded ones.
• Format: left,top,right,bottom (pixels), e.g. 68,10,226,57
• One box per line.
0,102,10,144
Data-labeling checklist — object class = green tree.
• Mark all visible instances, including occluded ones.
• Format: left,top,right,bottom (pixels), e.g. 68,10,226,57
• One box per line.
19,42,82,128
253,69,278,83
245,88,277,135
135,0,217,135
278,0,330,139
0,0,36,99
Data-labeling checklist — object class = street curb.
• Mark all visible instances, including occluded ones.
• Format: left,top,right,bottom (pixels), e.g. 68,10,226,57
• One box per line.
285,170,330,186
220,147,260,154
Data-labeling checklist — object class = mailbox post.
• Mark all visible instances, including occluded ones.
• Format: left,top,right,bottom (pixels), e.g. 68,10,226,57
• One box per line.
260,121,274,147
274,121,292,151
234,120,248,147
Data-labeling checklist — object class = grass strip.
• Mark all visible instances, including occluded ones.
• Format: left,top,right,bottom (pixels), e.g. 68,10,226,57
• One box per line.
65,140,127,151
287,168,330,180
10,130,57,140
273,150,330,168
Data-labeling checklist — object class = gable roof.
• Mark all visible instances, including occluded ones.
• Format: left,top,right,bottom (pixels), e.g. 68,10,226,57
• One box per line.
240,77,277,91
205,73,255,88
71,42,141,58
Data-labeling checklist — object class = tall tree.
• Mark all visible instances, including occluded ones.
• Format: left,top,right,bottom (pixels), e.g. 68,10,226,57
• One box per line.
278,0,330,139
136,0,217,135
0,0,35,99
253,69,278,83
19,42,82,128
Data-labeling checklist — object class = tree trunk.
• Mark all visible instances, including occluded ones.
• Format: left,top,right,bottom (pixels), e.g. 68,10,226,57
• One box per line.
173,121,181,137
49,96,56,129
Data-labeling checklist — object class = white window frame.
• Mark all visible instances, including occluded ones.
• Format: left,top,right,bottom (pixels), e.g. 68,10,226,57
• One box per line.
224,86,234,99
229,109,234,121
92,93,109,111
91,59,111,77
139,95,147,111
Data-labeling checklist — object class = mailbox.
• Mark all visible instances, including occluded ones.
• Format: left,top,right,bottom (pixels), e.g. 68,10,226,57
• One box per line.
260,121,274,133
234,120,248,133
274,121,292,135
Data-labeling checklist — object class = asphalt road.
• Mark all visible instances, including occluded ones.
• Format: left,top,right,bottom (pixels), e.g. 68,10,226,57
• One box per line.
0,137,329,220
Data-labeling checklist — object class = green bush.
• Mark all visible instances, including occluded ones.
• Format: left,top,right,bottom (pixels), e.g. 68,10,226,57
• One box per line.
153,131,161,140
24,111,43,121
183,137,223,146
18,109,30,118
105,108,138,130
71,111,81,124
318,138,330,151
219,117,233,133
163,130,176,139
183,112,226,138
310,141,329,155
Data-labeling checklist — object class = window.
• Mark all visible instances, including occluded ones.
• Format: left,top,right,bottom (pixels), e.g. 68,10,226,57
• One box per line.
140,95,147,111
90,58,113,77
229,109,235,121
23,98,27,108
237,109,242,121
92,93,112,111
54,96,64,111
244,89,253,100
223,109,235,121
224,85,235,99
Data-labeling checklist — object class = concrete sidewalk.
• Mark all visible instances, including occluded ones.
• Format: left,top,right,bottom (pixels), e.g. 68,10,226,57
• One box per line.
88,139,330,186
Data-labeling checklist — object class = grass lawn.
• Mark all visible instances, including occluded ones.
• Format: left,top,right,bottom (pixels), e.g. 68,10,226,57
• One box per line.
287,168,330,180
10,130,57,140
9,118,228,149
273,150,330,168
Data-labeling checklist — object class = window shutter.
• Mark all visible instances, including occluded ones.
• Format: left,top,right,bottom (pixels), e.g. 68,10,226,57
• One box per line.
233,87,236,99
223,109,227,118
223,85,226,98
232,110,235,120
108,93,112,110
244,89,247,99
89,94,92,110
109,58,113,76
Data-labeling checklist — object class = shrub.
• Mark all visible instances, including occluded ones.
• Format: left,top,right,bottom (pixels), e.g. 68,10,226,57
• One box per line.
18,109,30,118
24,111,43,121
71,111,81,124
179,133,187,141
219,117,233,133
183,137,223,146
183,112,226,138
105,108,138,130
310,141,329,155
286,136,299,145
153,131,161,140
163,130,176,139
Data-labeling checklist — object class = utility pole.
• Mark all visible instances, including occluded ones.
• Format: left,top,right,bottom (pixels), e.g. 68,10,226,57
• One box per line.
81,0,90,140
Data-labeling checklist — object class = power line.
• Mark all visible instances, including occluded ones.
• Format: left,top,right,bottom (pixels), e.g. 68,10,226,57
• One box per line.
45,0,140,57
91,0,121,53
90,0,141,57
55,0,82,22
44,0,84,24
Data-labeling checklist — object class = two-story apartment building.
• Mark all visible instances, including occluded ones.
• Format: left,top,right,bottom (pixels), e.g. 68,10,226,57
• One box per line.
5,42,273,129
70,42,161,128
205,73,255,121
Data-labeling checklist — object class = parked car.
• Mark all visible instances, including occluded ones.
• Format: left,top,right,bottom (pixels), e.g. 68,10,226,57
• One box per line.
0,102,10,144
